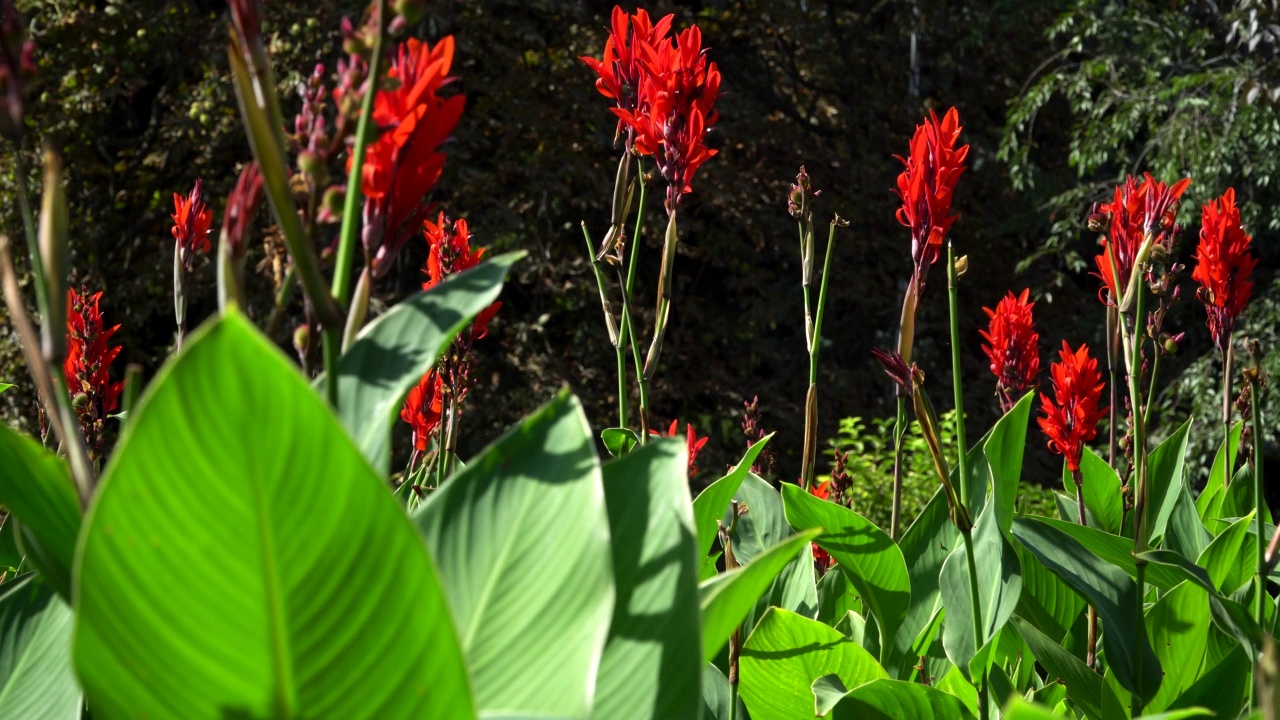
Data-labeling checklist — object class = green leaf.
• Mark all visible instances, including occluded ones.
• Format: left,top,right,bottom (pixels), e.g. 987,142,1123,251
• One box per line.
75,313,475,719
890,485,961,678
692,436,772,563
1196,421,1242,523
1146,417,1192,545
1142,582,1211,713
1137,549,1262,658
984,391,1034,533
940,504,1022,676
739,607,888,720
1168,645,1249,717
0,516,21,571
1011,616,1111,720
822,677,975,719
935,666,980,717
1197,512,1255,595
1013,541,1086,643
0,383,12,394
1012,517,1163,703
335,253,521,475
413,391,612,717
816,564,855,626
700,663,746,720
1018,517,1185,590
699,530,819,663
0,576,80,717
599,427,639,458
782,482,910,664
1220,466,1272,526
1164,481,1211,560
1061,447,1123,535
0,422,79,601
727,475,817,633
594,439,699,719
1001,696,1061,719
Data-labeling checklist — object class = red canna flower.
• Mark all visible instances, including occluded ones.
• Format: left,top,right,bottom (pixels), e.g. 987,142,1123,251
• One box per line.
980,289,1040,413
650,419,709,476
420,212,501,340
400,369,444,452
350,36,465,277
1192,188,1257,352
64,287,124,459
807,479,835,568
171,178,213,268
221,162,263,258
1037,341,1108,472
1092,173,1191,304
612,22,721,212
894,107,968,287
580,6,674,137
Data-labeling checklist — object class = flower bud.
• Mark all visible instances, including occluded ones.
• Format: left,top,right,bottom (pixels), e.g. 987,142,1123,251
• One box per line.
1086,204,1107,233
72,392,89,413
292,324,311,356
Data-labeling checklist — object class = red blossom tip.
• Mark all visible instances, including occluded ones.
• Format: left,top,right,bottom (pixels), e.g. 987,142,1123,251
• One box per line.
1036,341,1107,472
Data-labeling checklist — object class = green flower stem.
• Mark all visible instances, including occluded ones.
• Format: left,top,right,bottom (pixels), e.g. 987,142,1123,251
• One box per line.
961,526,988,720
1143,351,1160,429
945,243,971,511
333,0,387,307
266,265,298,340
1121,276,1150,714
890,395,907,540
801,220,839,491
1251,371,1266,630
579,223,622,424
1224,342,1236,489
623,161,650,440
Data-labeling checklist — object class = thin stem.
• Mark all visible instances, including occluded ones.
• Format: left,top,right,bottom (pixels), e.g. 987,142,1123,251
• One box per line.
580,224,623,424
1121,277,1150,714
1143,351,1160,430
1107,306,1119,466
1225,343,1236,489
801,221,839,491
322,330,340,405
11,150,48,321
1073,468,1100,669
890,396,907,541
625,159,649,438
1252,373,1266,632
333,0,387,306
946,243,971,510
961,527,988,720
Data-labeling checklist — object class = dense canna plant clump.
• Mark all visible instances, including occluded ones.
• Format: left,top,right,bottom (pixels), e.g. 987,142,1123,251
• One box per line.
0,2,1273,719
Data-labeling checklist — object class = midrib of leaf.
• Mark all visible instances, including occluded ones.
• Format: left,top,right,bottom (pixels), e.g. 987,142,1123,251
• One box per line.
251,473,296,719
462,488,536,653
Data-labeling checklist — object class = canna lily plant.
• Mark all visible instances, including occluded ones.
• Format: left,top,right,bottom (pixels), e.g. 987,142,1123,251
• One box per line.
0,2,1271,720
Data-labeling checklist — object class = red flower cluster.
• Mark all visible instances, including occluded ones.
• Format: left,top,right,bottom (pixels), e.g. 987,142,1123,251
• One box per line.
400,369,444,452
808,479,835,568
650,419,709,476
171,179,212,268
579,7,674,135
894,107,968,284
1192,188,1256,352
221,162,263,258
63,286,124,415
355,37,465,277
421,213,501,340
1092,173,1190,304
980,289,1040,413
586,7,722,212
1037,342,1107,472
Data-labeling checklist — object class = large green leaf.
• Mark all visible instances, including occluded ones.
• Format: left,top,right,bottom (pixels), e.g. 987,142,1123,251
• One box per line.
1219,466,1272,526
727,475,817,633
1196,512,1254,595
1164,481,1211,560
819,676,975,719
1061,447,1123,535
692,435,772,563
1142,581,1210,713
890,485,961,678
700,663,746,720
1019,517,1184,590
75,313,474,719
984,392,1034,533
1196,420,1242,523
0,422,79,601
1012,517,1163,703
1013,542,1086,643
782,482,910,664
739,607,888,720
335,252,521,475
0,576,80,718
1146,417,1192,545
1167,645,1249,717
1137,549,1262,658
594,439,700,720
699,530,820,663
1011,616,1111,720
940,504,1021,676
413,391,612,718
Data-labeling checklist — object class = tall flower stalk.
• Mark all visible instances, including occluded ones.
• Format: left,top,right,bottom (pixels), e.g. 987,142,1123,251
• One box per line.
581,6,721,441
1193,188,1256,494
889,107,968,540
1038,340,1107,667
1092,172,1190,712
170,179,213,350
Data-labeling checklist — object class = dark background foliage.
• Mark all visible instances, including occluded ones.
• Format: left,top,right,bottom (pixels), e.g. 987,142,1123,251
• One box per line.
2,0,1277,502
